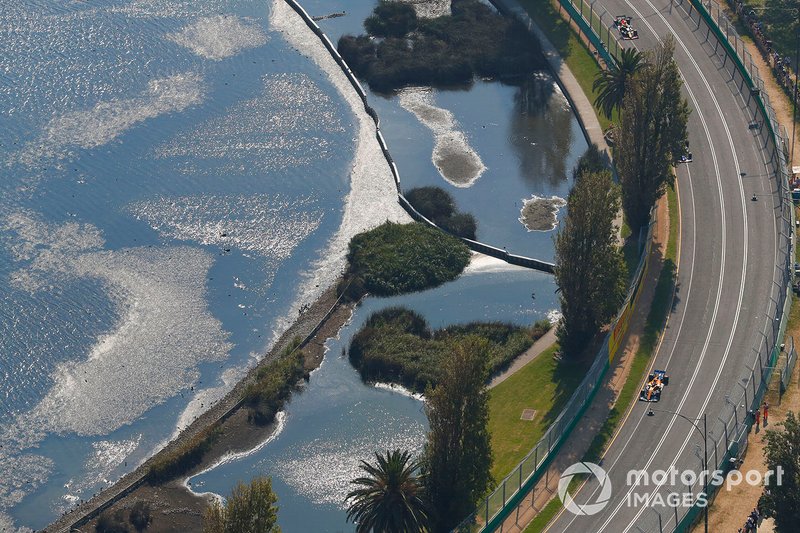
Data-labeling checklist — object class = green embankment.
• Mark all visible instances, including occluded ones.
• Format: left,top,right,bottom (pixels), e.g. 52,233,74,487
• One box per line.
488,345,589,481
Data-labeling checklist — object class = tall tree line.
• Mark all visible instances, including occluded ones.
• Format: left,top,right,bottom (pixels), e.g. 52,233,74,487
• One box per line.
616,37,689,231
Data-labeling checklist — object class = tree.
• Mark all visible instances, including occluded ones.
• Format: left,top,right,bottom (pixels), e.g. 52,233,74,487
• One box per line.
554,168,627,357
615,37,689,230
346,449,431,532
96,510,129,533
759,411,800,532
592,47,646,119
204,476,281,533
423,336,493,532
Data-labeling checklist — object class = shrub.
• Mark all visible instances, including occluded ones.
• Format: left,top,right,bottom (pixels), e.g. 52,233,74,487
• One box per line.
337,35,376,77
405,186,477,239
96,510,129,533
437,212,477,240
346,222,470,296
244,350,306,425
128,501,151,532
348,308,539,392
405,186,456,221
146,425,222,483
364,1,417,37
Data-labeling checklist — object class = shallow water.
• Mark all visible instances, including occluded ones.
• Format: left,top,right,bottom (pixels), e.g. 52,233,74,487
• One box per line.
189,263,559,532
0,1,369,529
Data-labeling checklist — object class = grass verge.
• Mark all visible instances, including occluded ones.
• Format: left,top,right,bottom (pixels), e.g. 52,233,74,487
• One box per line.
523,184,678,532
488,344,589,482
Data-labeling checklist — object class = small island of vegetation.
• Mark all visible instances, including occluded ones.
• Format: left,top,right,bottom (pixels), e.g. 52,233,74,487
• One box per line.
341,221,471,299
349,307,551,392
337,0,546,92
405,185,477,239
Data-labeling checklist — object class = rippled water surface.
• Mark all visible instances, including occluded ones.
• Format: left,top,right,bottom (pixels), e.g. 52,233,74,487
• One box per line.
0,1,365,529
1,0,586,530
189,262,559,532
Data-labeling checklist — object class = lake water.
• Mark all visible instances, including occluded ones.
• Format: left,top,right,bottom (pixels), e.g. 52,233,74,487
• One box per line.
188,261,559,532
0,0,585,530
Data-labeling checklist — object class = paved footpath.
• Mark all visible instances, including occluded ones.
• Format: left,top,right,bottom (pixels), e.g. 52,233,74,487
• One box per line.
490,327,558,389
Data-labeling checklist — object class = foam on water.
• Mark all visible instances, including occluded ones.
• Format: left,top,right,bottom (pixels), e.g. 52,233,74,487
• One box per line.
168,15,268,60
0,451,52,528
155,72,345,176
61,436,142,509
398,87,486,188
463,253,528,274
269,0,409,333
14,73,205,166
172,364,250,435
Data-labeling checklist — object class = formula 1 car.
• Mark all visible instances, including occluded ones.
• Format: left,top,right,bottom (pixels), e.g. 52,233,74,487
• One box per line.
639,369,669,402
614,15,639,40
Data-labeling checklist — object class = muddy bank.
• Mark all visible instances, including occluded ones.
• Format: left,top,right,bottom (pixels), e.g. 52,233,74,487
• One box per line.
45,281,356,532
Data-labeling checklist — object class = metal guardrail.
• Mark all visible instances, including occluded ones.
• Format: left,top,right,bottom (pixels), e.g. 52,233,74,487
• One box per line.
456,205,657,532
628,0,796,531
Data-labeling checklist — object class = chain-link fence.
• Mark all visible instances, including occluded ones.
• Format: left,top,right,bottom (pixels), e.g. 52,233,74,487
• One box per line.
556,0,625,65
627,0,796,531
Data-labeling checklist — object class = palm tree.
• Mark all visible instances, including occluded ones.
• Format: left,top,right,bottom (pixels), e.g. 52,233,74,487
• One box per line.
346,449,430,533
593,47,646,119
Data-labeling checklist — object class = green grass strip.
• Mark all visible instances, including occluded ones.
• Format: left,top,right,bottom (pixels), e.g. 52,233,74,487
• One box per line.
523,185,678,533
488,344,589,481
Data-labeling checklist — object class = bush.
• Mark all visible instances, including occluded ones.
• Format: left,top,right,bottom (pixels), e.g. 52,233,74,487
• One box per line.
336,0,546,92
437,212,477,240
346,222,470,296
405,186,477,240
146,425,222,484
405,186,456,221
348,307,543,392
337,35,376,77
129,501,151,532
96,510,129,533
244,350,306,425
364,1,417,37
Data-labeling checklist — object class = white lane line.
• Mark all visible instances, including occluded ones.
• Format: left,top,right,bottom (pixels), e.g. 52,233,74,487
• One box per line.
601,2,750,530
554,156,700,533
560,9,732,533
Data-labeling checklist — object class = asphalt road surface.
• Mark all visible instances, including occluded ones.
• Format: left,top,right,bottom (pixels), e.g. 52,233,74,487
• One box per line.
547,1,785,531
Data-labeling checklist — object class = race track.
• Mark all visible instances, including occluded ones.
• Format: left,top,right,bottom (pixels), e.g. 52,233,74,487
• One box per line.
547,1,787,531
